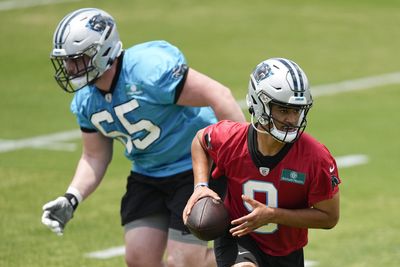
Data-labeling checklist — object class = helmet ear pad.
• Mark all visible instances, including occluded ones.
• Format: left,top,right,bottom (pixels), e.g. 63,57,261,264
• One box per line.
92,40,122,74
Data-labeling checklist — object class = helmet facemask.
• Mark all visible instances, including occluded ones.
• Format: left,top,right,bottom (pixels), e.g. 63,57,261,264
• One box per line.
51,45,100,93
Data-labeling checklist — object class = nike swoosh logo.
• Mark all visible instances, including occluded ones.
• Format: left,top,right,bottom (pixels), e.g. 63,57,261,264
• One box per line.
238,251,250,255
329,166,335,173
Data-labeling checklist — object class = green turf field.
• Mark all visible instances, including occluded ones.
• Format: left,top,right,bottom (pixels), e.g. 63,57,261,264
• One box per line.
1,0,399,266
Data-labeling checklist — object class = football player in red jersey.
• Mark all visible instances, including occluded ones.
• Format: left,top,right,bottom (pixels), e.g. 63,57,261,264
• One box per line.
183,58,341,267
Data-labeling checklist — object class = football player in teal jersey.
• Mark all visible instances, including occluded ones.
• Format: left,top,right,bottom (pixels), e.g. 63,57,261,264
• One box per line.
41,8,245,267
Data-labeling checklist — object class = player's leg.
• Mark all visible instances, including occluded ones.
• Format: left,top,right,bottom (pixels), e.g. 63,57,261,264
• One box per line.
231,245,258,267
166,231,216,267
214,233,257,267
120,172,170,267
124,215,168,267
165,170,217,267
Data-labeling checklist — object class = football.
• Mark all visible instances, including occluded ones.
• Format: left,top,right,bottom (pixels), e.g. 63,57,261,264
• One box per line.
186,196,230,241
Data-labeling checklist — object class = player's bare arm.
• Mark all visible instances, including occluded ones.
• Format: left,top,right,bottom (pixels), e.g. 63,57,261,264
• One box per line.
176,68,246,122
69,131,113,199
230,192,340,237
183,129,220,224
41,132,113,235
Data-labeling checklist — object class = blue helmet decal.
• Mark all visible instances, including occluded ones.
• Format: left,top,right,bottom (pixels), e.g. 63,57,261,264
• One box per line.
87,13,114,35
252,62,273,83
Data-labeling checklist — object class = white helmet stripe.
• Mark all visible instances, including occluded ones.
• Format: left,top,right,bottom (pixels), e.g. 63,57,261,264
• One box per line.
54,8,96,48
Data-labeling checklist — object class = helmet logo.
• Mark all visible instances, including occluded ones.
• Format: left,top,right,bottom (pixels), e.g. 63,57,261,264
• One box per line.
253,62,273,83
259,167,270,176
172,64,188,79
87,14,114,34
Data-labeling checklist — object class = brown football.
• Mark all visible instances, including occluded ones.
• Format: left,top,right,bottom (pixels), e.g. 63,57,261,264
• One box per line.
186,196,230,241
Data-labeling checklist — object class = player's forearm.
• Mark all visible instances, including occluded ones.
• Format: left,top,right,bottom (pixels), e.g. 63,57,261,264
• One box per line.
272,206,339,229
191,130,212,185
69,154,110,200
269,192,340,229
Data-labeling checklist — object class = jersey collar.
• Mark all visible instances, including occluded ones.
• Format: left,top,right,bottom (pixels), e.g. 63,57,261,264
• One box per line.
247,124,293,172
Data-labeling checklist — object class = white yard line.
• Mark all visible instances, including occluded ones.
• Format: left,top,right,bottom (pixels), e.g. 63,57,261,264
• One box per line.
305,260,319,267
335,154,369,168
0,0,80,11
311,71,400,97
0,130,80,153
84,154,367,261
85,246,125,259
336,154,369,168
1,71,397,153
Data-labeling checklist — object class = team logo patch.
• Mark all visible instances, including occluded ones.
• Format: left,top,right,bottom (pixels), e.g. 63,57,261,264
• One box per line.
204,133,212,149
331,175,340,188
281,169,306,185
105,93,112,103
259,167,270,176
125,84,143,96
172,64,188,79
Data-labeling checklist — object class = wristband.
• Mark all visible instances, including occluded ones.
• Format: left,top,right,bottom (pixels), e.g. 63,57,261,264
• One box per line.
65,186,83,210
64,193,79,210
194,182,209,190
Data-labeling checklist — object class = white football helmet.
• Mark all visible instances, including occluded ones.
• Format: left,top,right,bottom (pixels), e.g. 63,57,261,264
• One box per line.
50,8,123,92
246,58,313,143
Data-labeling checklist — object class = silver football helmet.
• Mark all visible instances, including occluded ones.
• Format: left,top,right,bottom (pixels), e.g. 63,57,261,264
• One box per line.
50,8,123,92
246,58,313,143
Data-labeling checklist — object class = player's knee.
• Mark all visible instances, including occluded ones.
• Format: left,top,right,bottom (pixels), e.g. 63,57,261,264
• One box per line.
125,252,150,267
166,252,191,267
166,254,176,267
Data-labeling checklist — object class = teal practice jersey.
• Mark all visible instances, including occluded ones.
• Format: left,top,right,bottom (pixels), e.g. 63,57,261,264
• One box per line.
71,40,217,177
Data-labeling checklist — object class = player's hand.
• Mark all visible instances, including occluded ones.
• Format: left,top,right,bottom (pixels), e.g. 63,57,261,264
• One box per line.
182,186,220,224
230,195,273,237
41,196,75,236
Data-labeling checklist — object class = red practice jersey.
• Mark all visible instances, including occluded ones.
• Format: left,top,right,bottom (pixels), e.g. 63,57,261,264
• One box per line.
202,120,341,256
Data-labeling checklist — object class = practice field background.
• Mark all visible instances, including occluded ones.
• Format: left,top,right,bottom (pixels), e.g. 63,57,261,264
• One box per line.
1,0,399,266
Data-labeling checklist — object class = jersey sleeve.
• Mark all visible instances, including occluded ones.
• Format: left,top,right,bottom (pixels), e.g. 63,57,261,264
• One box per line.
308,145,341,205
130,41,188,104
70,90,97,131
202,121,243,179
